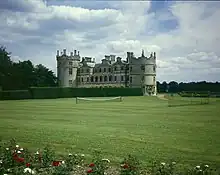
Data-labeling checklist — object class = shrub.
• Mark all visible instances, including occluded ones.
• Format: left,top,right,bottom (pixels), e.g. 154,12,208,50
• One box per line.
120,154,141,175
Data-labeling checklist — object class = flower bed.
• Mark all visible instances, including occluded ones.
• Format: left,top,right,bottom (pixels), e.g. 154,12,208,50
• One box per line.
0,139,219,175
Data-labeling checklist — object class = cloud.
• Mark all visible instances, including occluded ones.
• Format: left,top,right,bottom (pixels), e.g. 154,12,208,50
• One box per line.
0,0,219,82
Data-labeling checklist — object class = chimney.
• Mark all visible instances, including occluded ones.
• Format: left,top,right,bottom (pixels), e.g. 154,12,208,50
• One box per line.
70,52,73,56
127,52,131,58
63,49,66,55
57,50,59,56
78,51,80,56
153,52,156,58
131,52,134,57
74,50,77,55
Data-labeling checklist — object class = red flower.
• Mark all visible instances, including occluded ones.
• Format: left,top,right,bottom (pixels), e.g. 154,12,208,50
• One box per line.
87,168,93,174
89,163,95,167
26,163,31,167
52,161,61,166
122,164,129,169
17,157,25,163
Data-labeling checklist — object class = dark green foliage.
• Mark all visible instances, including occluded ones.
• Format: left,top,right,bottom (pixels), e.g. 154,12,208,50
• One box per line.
1,90,32,100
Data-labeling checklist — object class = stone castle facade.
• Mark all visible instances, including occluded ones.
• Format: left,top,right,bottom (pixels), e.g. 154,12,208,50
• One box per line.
56,49,157,96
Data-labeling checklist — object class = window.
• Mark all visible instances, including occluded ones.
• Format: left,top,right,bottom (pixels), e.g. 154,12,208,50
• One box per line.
104,68,106,72
104,76,107,82
141,65,145,71
69,80,72,86
114,76,117,81
81,69,84,73
99,68,102,72
91,76,94,82
109,75,112,81
153,76,156,82
121,66,124,71
95,76,98,82
121,76,124,81
108,67,111,72
100,76,103,82
130,66,132,71
69,61,72,66
69,68,72,75
81,77,83,82
153,66,156,72
87,77,89,82
130,76,132,83
114,67,117,71
87,69,89,73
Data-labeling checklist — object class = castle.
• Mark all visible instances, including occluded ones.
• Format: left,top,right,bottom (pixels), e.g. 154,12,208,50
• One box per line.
56,49,157,96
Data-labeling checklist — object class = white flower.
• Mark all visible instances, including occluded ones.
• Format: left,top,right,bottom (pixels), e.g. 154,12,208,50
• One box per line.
205,165,209,168
4,174,8,175
81,154,85,157
24,168,35,174
16,145,19,148
102,158,110,163
20,148,24,151
199,170,202,172
35,151,39,155
62,161,65,164
6,148,9,150
172,162,176,165
196,165,200,169
17,150,21,154
68,153,72,156
74,153,78,156
161,162,166,166
7,169,11,172
0,160,2,164
77,165,81,168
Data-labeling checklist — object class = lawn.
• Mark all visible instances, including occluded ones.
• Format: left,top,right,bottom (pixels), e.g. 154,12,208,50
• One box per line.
0,96,220,168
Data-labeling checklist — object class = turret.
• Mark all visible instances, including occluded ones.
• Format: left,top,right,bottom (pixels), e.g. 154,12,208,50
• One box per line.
142,51,157,96
56,48,81,88
63,49,66,55
57,50,59,57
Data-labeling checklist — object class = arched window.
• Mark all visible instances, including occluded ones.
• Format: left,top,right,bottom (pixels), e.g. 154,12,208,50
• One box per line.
108,67,111,72
114,67,117,71
100,76,103,82
87,77,89,82
95,76,98,82
104,68,106,72
104,76,108,82
121,66,124,70
114,76,117,81
99,68,102,72
109,75,112,81
81,77,83,82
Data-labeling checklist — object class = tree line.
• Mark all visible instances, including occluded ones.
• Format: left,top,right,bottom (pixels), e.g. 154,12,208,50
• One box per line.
0,46,57,90
0,46,219,92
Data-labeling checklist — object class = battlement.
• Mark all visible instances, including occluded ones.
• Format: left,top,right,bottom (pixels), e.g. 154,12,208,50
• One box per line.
56,49,80,61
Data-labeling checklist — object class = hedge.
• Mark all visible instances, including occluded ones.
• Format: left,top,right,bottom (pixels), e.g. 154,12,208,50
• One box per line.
0,90,32,100
0,87,143,100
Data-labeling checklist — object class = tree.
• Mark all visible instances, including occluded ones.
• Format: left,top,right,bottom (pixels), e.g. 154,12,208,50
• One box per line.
0,46,58,90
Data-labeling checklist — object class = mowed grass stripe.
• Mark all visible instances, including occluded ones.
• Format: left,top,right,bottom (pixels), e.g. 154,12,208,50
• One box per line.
0,96,220,167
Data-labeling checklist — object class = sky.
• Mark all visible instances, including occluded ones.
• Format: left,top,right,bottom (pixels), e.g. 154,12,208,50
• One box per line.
0,0,220,83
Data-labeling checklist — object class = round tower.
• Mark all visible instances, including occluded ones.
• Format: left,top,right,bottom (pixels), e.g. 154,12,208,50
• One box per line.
56,49,80,87
143,52,157,96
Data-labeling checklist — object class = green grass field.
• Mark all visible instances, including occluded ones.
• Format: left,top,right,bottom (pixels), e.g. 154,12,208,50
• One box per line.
0,96,220,167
